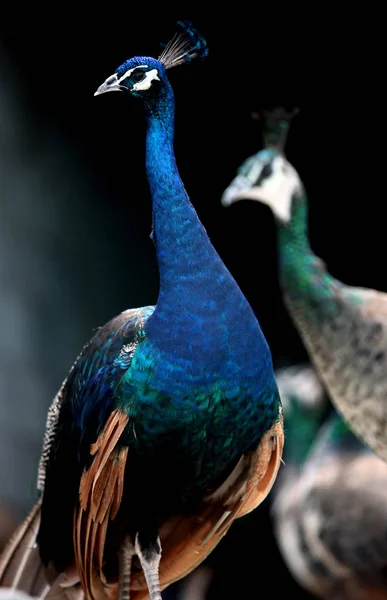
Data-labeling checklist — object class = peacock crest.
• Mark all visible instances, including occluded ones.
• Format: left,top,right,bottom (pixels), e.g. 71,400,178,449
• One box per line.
158,20,208,70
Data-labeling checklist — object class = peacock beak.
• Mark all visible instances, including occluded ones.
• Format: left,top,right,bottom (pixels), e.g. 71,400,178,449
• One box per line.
94,74,121,96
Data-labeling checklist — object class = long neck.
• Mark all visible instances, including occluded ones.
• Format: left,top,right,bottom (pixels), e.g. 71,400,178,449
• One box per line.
143,82,269,364
277,190,337,305
145,84,220,293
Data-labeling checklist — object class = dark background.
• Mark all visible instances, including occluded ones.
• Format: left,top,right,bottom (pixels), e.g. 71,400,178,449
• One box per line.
0,7,383,599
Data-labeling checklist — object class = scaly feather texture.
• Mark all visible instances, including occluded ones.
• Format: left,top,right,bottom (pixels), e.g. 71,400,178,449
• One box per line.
221,107,387,463
0,25,283,600
272,363,387,600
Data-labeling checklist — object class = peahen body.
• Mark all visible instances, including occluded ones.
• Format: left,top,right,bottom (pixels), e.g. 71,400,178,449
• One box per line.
221,107,387,463
0,24,284,600
273,363,387,600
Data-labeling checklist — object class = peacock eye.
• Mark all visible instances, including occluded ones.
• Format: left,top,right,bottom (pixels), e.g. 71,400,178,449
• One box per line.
132,70,146,82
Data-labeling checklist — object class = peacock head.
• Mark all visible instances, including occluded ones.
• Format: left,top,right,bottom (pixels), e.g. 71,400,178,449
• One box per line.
95,57,165,99
221,108,301,224
94,21,208,101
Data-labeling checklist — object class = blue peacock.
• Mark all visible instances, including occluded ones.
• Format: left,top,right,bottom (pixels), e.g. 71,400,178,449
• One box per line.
273,363,387,600
222,107,387,464
0,23,284,600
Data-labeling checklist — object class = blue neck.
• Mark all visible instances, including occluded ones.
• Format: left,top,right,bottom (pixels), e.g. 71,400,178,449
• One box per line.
144,83,212,287
143,82,270,367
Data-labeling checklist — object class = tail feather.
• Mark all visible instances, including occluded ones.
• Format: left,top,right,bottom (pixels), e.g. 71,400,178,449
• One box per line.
0,501,83,600
0,500,46,596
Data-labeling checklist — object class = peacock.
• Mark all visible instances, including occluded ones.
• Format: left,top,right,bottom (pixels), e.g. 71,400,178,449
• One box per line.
221,107,387,463
273,363,387,600
0,23,284,600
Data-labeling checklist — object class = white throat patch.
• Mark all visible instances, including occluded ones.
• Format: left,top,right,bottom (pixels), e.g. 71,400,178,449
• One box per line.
251,156,301,224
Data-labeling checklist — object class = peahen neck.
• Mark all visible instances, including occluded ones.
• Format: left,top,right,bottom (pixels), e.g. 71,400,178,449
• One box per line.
143,80,270,366
277,190,337,306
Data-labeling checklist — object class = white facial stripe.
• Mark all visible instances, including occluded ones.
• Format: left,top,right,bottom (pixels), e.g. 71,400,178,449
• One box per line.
116,64,148,85
245,160,265,185
132,69,160,91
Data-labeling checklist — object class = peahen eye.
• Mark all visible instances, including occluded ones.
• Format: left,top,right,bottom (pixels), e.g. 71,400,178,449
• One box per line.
260,163,273,180
132,71,146,82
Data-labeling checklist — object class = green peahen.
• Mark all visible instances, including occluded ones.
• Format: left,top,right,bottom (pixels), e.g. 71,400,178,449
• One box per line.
221,107,387,463
0,23,284,600
273,363,387,600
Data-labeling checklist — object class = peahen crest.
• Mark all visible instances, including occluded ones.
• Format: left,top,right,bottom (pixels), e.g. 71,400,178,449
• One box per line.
158,20,208,70
252,107,299,152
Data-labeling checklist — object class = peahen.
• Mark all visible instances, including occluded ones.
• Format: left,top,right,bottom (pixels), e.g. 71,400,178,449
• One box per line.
273,363,387,600
221,107,387,463
0,23,284,600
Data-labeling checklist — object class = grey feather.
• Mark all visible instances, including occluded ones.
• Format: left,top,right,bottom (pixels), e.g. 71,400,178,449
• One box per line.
272,365,387,599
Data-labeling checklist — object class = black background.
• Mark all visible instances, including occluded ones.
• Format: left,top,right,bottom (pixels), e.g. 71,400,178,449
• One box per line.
0,6,383,599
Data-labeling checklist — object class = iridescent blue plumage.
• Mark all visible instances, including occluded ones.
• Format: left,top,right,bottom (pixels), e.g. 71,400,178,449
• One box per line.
0,23,283,600
176,20,208,61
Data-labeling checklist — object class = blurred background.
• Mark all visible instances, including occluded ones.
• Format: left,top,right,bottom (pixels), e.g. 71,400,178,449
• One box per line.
0,7,383,599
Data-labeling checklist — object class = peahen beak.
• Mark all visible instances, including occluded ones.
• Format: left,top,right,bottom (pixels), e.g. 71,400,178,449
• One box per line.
221,175,252,207
94,74,121,96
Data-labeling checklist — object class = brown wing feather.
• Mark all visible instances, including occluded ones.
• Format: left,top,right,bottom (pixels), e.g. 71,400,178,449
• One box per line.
1,412,283,600
128,414,284,599
234,415,284,518
74,408,129,600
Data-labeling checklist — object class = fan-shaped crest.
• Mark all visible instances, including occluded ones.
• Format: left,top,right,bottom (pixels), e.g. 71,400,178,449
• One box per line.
158,20,208,70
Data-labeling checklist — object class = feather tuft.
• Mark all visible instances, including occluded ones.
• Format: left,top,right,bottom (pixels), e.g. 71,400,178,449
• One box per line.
158,21,208,70
252,107,299,152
